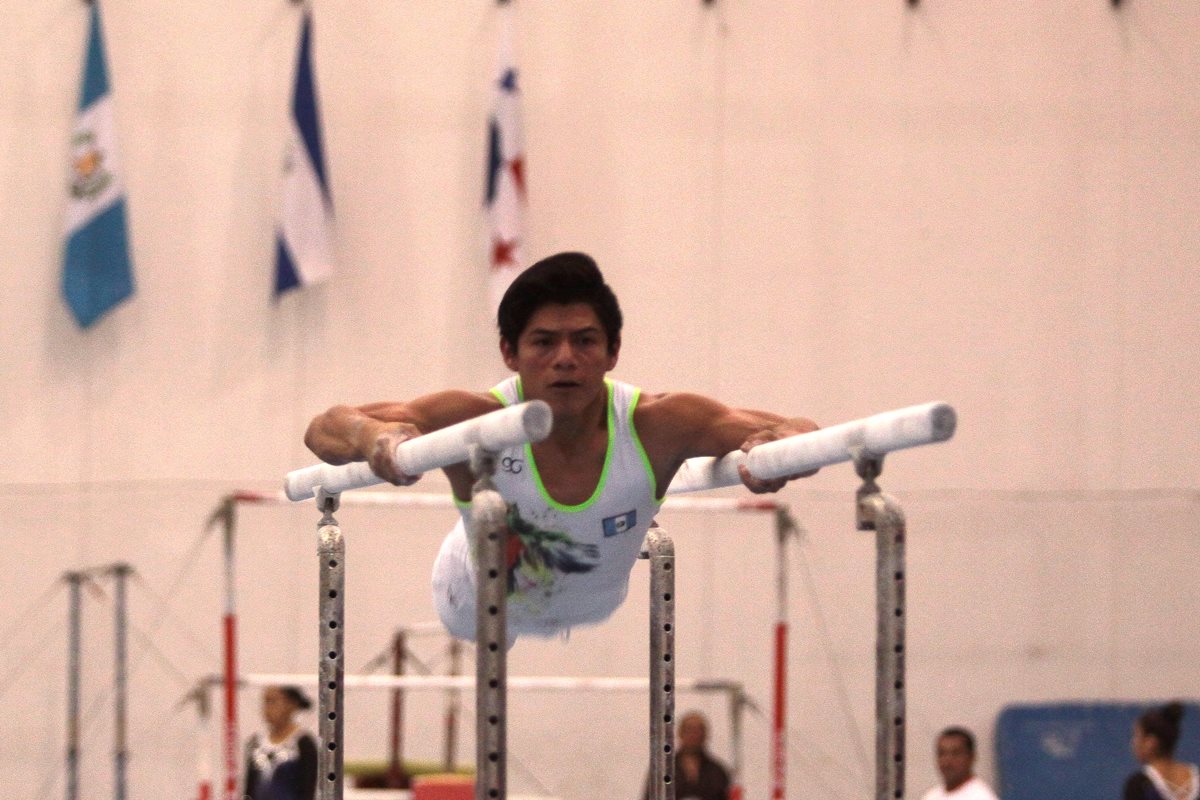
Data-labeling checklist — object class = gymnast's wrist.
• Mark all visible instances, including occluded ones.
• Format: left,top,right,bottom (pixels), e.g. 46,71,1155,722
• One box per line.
353,418,397,458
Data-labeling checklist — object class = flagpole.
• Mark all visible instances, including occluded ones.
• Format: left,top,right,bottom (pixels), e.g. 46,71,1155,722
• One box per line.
485,0,526,310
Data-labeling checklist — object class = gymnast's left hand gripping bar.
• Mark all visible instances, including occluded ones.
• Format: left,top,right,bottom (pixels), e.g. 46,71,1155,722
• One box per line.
283,401,554,502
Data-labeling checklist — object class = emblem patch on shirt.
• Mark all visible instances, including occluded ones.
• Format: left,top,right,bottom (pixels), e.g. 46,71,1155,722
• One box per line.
602,510,637,537
502,506,600,612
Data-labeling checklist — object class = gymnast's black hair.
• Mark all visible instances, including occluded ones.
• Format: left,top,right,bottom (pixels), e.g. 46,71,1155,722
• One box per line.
938,726,976,756
1138,701,1185,757
281,685,312,711
497,252,623,355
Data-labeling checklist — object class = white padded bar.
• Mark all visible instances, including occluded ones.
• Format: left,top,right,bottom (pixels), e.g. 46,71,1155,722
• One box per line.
666,452,746,495
236,490,457,508
666,401,956,494
284,401,553,501
242,673,741,693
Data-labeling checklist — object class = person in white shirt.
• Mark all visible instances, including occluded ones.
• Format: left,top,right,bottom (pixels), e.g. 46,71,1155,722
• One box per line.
920,726,999,800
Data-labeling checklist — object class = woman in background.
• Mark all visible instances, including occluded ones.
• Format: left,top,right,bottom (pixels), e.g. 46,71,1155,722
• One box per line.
1124,702,1198,800
244,685,317,800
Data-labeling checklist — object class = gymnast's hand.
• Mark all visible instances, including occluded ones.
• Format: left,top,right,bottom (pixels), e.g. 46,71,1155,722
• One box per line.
737,418,820,494
366,422,423,486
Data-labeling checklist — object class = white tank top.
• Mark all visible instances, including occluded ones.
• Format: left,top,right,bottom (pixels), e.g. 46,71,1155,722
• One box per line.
455,377,662,632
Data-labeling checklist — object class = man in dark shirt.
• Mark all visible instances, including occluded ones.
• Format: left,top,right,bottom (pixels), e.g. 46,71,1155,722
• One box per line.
643,711,731,800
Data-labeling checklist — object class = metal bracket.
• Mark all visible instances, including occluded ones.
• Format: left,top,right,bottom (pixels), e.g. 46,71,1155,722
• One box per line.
316,487,341,519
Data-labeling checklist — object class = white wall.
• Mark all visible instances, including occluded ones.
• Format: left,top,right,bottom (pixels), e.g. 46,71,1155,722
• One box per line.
1,1,1197,799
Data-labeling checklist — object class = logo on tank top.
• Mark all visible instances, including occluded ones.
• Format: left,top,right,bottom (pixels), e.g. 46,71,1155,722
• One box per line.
503,507,600,612
602,510,637,537
500,455,523,473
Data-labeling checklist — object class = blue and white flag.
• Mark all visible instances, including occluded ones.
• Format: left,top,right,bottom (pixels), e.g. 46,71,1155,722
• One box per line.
275,7,334,296
485,3,526,312
63,1,134,328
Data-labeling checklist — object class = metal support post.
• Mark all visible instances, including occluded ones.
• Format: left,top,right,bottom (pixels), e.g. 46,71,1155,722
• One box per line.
65,571,84,800
184,678,214,800
470,446,509,800
112,563,132,800
316,492,345,800
388,630,407,787
770,507,798,800
855,456,906,800
645,526,676,800
728,687,747,800
208,496,239,800
444,638,463,772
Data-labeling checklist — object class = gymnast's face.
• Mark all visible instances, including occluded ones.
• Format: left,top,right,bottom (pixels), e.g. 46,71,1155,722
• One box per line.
501,302,619,415
1131,723,1160,763
262,687,296,731
935,734,974,791
678,714,708,753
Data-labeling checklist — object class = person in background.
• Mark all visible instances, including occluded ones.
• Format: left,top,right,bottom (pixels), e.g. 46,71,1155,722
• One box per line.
920,726,999,800
244,685,317,800
643,710,731,800
1124,702,1198,800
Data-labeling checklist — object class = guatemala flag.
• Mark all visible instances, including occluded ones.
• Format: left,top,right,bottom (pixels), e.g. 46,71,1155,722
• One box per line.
274,7,334,296
62,1,134,328
485,2,526,312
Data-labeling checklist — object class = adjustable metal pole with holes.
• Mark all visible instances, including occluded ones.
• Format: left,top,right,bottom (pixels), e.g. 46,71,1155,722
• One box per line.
645,527,676,800
469,446,510,800
317,494,345,800
112,563,132,800
856,456,906,800
65,572,83,800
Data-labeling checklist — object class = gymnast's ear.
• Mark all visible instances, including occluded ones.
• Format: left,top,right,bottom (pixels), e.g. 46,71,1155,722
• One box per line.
606,335,621,369
500,336,518,370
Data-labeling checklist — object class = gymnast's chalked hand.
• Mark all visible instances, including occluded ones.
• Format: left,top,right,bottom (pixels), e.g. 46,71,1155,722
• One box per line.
738,420,821,493
368,424,423,486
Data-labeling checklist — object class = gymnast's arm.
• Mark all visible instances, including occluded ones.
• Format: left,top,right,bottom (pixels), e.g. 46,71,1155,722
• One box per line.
635,392,819,494
304,390,502,485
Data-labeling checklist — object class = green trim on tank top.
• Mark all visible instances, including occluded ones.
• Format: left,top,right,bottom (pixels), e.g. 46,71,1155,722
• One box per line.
626,387,662,501
521,379,615,513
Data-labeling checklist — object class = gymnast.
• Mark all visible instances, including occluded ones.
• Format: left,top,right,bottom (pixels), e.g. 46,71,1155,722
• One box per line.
303,252,818,642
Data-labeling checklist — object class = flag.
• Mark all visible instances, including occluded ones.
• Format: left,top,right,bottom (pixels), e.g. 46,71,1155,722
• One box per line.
63,1,134,328
275,7,333,296
485,3,526,311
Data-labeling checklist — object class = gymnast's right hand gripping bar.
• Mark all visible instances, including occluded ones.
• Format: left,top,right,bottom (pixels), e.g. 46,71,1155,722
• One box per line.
283,400,554,502
666,401,957,495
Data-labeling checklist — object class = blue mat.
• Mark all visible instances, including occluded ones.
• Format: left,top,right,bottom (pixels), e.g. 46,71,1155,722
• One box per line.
996,702,1200,800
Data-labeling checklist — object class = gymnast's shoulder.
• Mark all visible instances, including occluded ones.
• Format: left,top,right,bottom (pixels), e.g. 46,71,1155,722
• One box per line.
631,390,756,443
